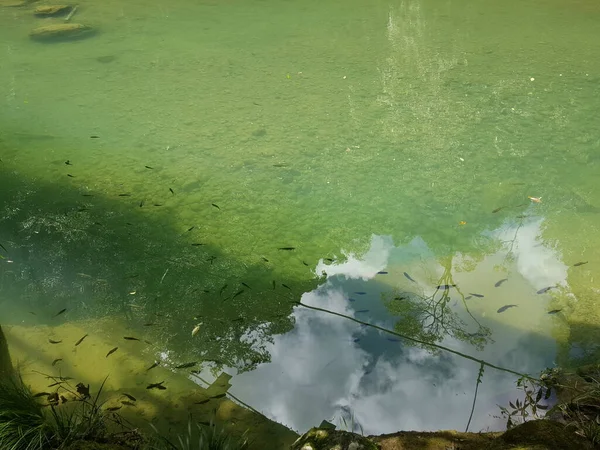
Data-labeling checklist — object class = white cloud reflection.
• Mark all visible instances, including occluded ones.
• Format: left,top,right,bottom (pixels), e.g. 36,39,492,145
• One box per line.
214,220,563,435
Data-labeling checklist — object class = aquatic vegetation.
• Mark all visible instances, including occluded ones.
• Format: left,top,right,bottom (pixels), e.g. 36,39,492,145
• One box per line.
150,416,250,450
0,375,52,450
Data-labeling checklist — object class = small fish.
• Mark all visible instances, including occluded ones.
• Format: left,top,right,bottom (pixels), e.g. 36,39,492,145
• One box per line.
436,284,456,290
377,271,388,275
528,196,542,203
537,286,556,294
175,362,197,369
118,193,131,197
146,362,160,371
548,309,562,315
497,304,518,313
143,323,155,327
495,278,508,287
465,296,473,300
219,284,228,296
191,323,202,337
195,398,211,405
139,200,144,207
153,203,162,206
387,338,400,342
52,359,62,366
121,401,136,407
324,258,335,263
241,282,251,289
106,406,122,411
48,339,62,344
469,293,484,298
146,381,166,390
169,188,175,195
82,193,94,197
353,338,360,342
121,393,136,402
54,308,67,317
187,226,195,232
272,280,276,290
0,243,7,253
65,160,72,165
67,174,75,177
262,257,269,262
403,272,416,283
302,261,309,266
74,334,88,346
516,214,527,219
278,247,295,251
210,393,226,399
232,289,244,299
48,381,63,387
145,165,153,169
90,135,100,139
348,298,356,302
354,292,367,295
573,261,588,267
281,283,291,290
191,243,205,246
123,336,140,341
211,203,220,210
29,311,36,315
492,206,506,213
106,347,118,358
356,309,369,313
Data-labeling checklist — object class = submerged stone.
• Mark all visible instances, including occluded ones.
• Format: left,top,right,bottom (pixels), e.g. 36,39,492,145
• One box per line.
29,23,94,42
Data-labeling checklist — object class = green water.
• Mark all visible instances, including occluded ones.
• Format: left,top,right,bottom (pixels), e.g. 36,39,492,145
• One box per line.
1,0,600,439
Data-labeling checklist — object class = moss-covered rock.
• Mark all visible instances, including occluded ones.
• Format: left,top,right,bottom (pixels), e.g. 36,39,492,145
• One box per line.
29,23,94,42
291,427,380,450
500,420,594,449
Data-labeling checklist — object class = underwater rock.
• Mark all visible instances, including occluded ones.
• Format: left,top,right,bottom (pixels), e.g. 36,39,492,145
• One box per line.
34,4,72,16
29,23,94,42
290,427,380,450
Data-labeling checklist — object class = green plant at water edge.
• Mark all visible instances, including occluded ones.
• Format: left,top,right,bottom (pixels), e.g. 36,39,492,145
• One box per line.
150,416,250,450
497,375,550,429
45,376,110,446
0,375,51,450
557,375,600,445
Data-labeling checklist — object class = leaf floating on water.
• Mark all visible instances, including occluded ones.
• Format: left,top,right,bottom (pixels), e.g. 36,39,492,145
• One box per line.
403,272,416,283
494,278,508,287
573,261,588,267
497,304,517,313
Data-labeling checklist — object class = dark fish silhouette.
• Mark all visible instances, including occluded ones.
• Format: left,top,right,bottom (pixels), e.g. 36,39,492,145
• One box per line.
90,135,100,139
387,338,400,342
67,174,75,177
573,261,588,267
348,298,356,302
118,193,131,197
106,406,121,411
377,271,388,275
211,203,220,210
495,278,508,287
123,336,140,341
52,359,62,366
174,362,197,369
436,284,456,290
195,398,211,405
211,393,226,399
187,226,195,232
356,309,369,313
146,362,160,371
121,401,136,407
145,165,153,169
537,286,556,294
146,381,166,390
281,284,291,290
48,339,62,344
139,200,144,207
191,243,205,246
241,282,251,289
465,296,473,300
169,188,175,195
232,289,244,299
403,272,416,282
354,292,367,295
106,347,118,358
262,257,269,262
54,308,67,317
497,304,517,313
548,309,562,315
65,160,72,165
278,247,295,251
469,293,484,298
492,206,506,213
122,393,136,402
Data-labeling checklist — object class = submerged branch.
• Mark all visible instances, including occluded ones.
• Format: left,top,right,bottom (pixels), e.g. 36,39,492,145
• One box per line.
294,301,537,381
